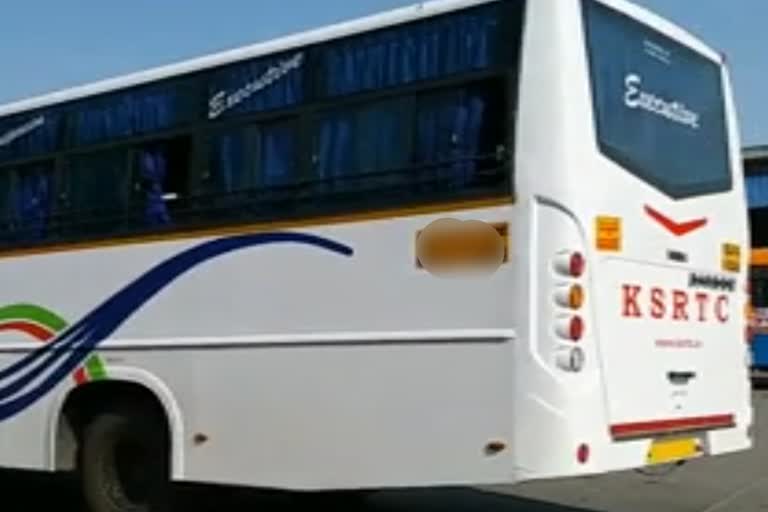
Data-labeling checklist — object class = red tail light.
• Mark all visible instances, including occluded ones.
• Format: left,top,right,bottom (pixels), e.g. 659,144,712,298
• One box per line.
553,251,587,374
570,252,585,278
570,316,584,341
577,443,590,464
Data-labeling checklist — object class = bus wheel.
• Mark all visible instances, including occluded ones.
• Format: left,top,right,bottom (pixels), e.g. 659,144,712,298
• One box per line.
79,408,170,512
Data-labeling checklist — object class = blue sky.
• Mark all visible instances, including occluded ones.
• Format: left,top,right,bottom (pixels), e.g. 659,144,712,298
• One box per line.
2,1,765,146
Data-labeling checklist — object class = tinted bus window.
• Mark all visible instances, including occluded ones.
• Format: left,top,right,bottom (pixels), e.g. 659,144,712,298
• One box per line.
0,111,65,164
315,2,506,98
582,0,731,199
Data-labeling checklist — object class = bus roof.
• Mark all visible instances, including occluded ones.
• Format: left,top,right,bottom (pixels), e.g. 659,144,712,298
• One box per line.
0,0,723,119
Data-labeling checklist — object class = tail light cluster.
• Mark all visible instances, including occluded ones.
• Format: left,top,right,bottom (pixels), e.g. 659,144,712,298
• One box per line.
553,251,587,373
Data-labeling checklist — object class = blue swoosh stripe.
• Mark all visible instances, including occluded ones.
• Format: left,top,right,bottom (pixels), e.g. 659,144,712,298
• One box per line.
0,232,353,421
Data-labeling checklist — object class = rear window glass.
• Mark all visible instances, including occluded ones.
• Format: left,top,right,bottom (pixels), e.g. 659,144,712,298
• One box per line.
582,0,732,199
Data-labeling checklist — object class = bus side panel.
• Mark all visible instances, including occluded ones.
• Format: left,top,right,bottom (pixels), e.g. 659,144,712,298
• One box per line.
181,343,514,490
0,377,57,471
173,211,521,489
0,204,527,490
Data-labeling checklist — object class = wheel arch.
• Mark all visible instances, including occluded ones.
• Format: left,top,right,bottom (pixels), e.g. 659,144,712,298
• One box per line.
48,366,186,479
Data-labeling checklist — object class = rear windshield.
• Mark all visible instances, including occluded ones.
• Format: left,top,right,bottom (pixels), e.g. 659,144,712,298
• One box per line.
582,0,732,200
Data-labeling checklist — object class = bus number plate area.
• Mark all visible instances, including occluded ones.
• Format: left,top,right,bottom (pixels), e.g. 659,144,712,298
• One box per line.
647,437,702,465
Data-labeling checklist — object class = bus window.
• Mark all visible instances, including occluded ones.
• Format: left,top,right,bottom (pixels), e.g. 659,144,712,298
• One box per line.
7,162,55,243
583,0,732,199
413,81,507,195
65,149,133,238
312,97,412,200
137,136,193,227
206,120,300,221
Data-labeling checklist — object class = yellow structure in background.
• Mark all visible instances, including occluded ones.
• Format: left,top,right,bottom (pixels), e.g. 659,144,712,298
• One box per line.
748,249,768,336
752,248,768,266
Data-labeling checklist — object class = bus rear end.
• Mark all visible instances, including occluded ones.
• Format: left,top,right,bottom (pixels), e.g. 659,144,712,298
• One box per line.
515,0,753,480
585,0,751,446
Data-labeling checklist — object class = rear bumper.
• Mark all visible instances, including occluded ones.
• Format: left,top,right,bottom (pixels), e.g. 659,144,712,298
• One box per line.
511,391,752,484
513,423,751,485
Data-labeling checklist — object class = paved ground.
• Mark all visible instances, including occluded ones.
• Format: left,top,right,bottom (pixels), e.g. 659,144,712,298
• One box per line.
3,388,767,512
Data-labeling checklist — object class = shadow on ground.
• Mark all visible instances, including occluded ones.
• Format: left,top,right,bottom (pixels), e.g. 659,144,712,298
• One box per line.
6,389,767,512
0,470,597,512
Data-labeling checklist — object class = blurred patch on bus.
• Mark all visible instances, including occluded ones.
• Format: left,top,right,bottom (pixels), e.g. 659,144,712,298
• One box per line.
416,218,507,276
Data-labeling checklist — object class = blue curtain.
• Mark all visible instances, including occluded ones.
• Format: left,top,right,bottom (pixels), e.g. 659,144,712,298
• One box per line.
316,114,355,182
135,94,173,134
140,149,171,227
261,123,297,187
10,163,53,242
211,132,249,194
208,120,299,215
316,103,408,186
74,86,188,146
314,90,489,195
415,89,487,189
210,122,298,193
318,3,501,97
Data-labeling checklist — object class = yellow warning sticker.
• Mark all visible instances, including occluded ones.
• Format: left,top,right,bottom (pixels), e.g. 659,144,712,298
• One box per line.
722,243,741,273
596,216,622,252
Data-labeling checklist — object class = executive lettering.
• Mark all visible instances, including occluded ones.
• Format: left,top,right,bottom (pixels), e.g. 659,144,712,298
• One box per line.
0,116,45,148
624,74,700,130
209,52,304,120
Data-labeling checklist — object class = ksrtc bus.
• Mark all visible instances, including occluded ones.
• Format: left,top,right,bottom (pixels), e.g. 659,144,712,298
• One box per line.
0,0,753,510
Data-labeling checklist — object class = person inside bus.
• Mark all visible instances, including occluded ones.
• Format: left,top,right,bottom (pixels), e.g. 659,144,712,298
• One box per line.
139,147,172,228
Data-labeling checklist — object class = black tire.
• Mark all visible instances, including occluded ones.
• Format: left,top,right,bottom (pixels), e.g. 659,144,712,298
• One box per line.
79,408,171,512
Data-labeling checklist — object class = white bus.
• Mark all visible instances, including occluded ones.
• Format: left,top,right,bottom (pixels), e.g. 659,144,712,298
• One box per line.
0,0,753,510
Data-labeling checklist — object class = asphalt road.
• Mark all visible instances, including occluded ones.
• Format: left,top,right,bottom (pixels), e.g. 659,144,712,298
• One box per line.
3,388,767,512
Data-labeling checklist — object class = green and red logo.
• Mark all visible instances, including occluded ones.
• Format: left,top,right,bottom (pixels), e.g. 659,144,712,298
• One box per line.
0,304,107,385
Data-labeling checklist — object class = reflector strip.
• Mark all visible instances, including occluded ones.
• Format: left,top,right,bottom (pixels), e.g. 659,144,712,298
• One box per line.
610,414,735,440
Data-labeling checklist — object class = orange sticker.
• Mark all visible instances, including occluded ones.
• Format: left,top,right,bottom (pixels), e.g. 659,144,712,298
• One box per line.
596,216,622,252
